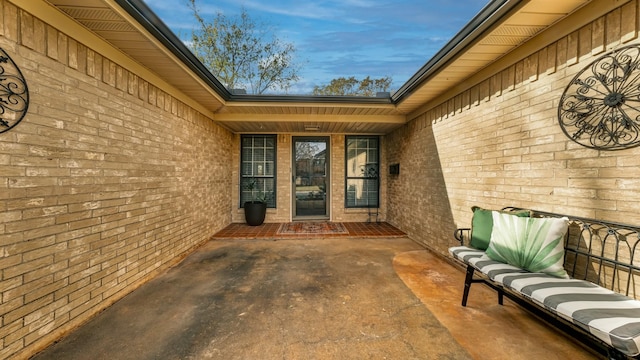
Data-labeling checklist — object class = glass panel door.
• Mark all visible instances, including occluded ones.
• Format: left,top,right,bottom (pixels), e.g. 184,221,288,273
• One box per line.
293,137,329,219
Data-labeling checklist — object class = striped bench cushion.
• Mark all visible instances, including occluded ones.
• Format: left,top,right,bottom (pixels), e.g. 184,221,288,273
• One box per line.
502,273,640,356
449,246,527,284
449,246,640,356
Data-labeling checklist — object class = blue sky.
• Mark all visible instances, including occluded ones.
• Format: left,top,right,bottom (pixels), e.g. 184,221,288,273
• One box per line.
144,0,489,94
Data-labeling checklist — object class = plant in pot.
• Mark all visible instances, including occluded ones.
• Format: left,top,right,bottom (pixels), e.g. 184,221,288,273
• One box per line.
243,177,268,226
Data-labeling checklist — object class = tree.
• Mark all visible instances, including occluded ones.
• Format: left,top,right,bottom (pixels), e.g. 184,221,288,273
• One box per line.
312,76,392,96
295,141,322,161
187,1,300,94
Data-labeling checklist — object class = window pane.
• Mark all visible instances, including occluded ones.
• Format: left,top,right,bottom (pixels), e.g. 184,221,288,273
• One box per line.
346,152,360,177
265,137,275,148
241,148,251,161
363,163,378,178
253,163,263,176
265,149,275,161
263,178,275,207
241,161,252,175
264,161,274,176
346,179,378,207
253,148,263,161
368,149,378,163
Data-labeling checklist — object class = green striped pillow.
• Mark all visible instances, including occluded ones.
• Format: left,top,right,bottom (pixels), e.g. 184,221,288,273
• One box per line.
486,212,569,278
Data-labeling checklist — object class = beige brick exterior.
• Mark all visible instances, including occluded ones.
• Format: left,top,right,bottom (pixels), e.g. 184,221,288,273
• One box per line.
386,1,640,256
3,0,640,359
0,2,232,359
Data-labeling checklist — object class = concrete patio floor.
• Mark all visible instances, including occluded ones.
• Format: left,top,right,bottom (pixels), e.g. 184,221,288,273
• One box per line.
32,235,599,360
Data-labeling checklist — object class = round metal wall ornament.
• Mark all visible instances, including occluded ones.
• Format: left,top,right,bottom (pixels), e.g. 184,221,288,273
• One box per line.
0,48,29,134
558,44,640,150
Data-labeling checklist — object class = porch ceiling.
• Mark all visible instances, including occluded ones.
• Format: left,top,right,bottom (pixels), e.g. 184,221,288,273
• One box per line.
39,0,600,134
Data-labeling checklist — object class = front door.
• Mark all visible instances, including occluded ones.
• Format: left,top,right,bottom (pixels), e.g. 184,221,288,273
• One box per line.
293,137,329,219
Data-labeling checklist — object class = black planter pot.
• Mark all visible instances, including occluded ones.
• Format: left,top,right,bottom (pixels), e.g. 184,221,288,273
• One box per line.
244,201,267,226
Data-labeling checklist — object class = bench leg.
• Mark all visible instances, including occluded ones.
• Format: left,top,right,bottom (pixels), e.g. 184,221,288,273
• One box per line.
498,289,503,305
462,265,474,307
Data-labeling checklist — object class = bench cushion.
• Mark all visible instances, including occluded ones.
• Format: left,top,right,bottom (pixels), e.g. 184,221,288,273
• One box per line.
449,246,527,285
501,273,640,356
449,245,640,356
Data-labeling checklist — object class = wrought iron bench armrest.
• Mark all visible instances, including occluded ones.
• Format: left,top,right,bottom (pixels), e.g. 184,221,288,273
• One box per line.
454,227,470,246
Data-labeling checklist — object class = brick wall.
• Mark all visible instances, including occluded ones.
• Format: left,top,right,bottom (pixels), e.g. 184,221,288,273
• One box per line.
0,2,233,359
387,1,640,255
6,0,637,357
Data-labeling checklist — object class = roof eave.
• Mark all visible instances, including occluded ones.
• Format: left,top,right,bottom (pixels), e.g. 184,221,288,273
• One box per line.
113,0,233,101
391,0,521,104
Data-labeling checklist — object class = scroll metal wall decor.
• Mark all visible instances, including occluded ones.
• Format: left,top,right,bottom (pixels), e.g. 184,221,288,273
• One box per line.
0,48,29,134
558,44,640,150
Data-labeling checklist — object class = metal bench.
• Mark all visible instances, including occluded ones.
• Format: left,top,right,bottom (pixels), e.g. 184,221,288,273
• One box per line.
450,207,640,360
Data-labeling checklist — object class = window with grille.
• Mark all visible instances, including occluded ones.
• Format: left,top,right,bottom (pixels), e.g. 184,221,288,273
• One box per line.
240,135,276,208
345,136,379,208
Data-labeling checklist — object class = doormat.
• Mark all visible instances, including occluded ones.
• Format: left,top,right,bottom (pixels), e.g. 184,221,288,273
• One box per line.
277,222,349,235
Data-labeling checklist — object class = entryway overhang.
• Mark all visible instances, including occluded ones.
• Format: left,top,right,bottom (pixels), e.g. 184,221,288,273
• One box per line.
214,101,405,134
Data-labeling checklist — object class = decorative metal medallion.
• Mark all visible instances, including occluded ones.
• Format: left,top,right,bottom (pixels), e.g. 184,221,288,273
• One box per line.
558,44,640,150
0,48,29,134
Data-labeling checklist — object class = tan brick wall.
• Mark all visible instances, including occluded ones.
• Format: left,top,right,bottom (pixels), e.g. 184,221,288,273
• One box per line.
0,2,233,359
6,0,636,357
387,1,640,256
